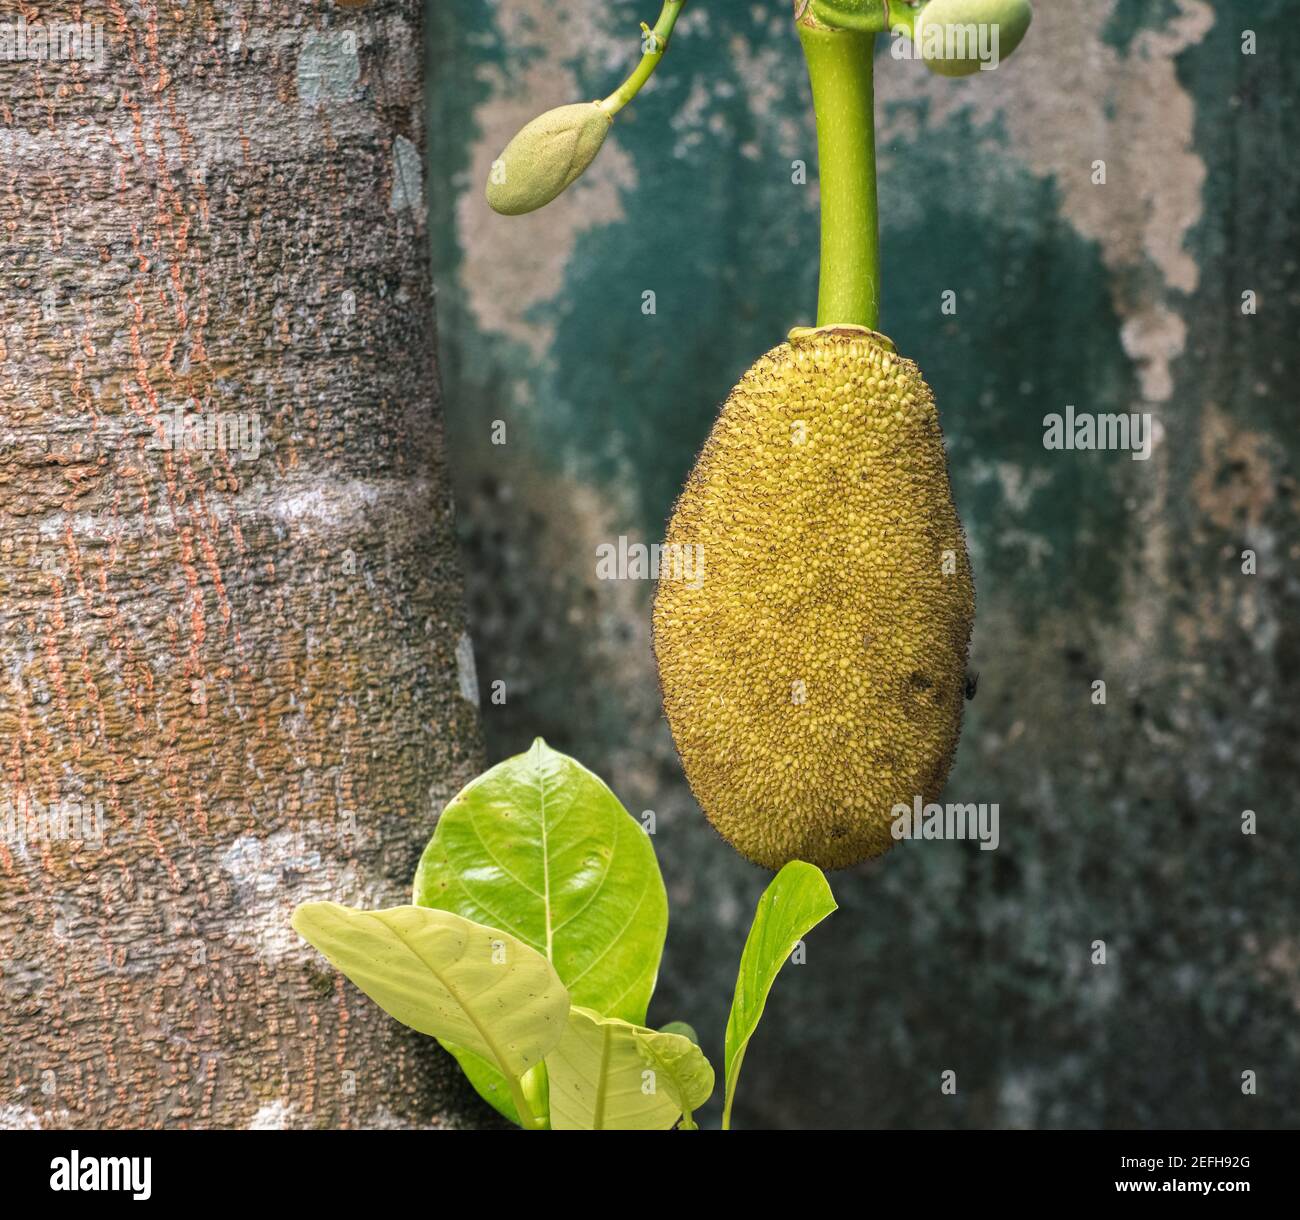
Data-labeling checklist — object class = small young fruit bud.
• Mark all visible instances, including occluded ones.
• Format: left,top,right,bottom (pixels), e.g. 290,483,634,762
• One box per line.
485,102,613,216
914,0,1033,78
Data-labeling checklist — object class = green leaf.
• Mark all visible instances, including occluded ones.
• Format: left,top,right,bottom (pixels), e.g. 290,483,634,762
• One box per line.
291,902,569,1128
637,1024,715,1130
546,1007,714,1131
722,861,837,1129
414,737,667,1019
413,739,668,1126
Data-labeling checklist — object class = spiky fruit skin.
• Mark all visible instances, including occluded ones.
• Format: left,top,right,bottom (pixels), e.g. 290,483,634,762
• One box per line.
653,327,974,871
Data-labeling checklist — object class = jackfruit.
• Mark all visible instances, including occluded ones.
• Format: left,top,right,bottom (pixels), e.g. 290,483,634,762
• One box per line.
652,325,974,871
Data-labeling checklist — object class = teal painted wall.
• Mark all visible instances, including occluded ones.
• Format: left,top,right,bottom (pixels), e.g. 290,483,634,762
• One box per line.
429,1,1298,1128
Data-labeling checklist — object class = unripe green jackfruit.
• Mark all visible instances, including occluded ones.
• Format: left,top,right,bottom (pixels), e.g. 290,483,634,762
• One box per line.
653,326,974,871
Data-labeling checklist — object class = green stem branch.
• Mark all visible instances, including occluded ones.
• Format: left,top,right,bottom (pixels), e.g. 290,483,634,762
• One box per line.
798,19,880,329
600,1,687,116
720,1046,746,1131
508,1071,544,1131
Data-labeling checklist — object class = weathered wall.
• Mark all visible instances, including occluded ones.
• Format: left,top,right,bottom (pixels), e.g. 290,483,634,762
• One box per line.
0,1,485,1129
431,0,1298,1129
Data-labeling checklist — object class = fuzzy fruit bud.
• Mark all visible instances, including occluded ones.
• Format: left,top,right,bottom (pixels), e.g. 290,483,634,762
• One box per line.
485,102,612,216
913,0,1033,78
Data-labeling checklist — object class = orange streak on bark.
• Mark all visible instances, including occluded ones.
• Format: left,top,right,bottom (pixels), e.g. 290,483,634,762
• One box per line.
305,1007,319,1117
41,576,79,760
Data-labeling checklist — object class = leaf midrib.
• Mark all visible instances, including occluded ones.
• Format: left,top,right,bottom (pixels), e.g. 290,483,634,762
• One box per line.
368,910,523,1080
534,743,554,961
592,1021,613,1129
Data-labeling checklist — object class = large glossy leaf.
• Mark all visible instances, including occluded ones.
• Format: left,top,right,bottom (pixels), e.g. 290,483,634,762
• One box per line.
722,861,837,1129
414,739,668,1020
413,738,669,1122
545,1007,714,1131
291,902,569,1127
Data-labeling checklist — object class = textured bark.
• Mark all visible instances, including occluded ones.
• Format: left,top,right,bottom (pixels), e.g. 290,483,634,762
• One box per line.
0,1,488,1129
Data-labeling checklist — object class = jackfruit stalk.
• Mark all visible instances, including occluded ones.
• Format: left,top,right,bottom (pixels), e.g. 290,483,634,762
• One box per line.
653,8,981,870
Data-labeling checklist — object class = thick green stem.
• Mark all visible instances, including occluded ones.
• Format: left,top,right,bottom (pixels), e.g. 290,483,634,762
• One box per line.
600,1,687,116
797,20,880,329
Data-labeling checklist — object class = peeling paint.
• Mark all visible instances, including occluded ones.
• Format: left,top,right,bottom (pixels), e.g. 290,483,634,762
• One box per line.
457,2,636,356
879,0,1213,403
1191,403,1278,533
432,0,1299,1131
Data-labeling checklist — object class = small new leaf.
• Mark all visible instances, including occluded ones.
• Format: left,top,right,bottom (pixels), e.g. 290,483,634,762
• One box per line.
636,1024,716,1129
658,1020,701,1046
722,861,837,1128
546,1007,714,1130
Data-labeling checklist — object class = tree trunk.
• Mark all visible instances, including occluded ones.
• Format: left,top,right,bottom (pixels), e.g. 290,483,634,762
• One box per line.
0,1,488,1129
